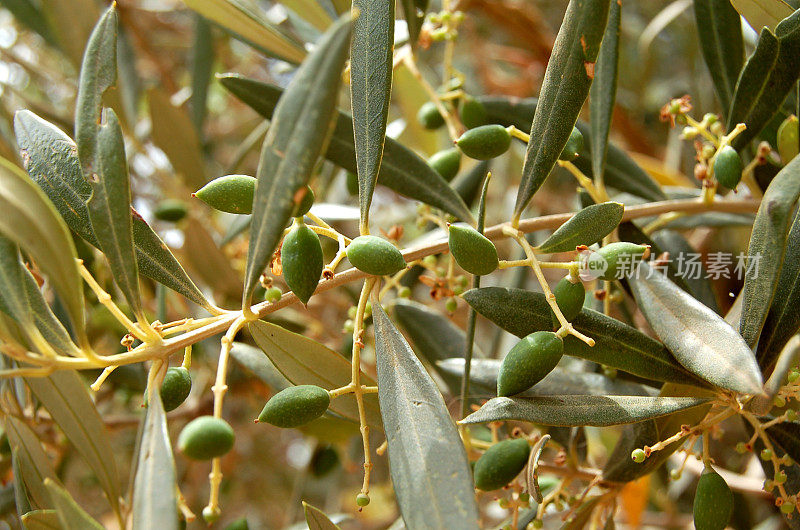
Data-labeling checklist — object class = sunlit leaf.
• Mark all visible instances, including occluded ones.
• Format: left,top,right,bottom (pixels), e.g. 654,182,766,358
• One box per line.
730,0,793,31
740,154,800,348
514,0,611,218
351,0,394,227
44,480,104,530
21,510,61,530
303,501,342,530
694,0,744,115
247,319,382,428
218,74,474,222
589,0,621,179
242,16,353,306
372,304,479,529
535,201,623,254
631,262,762,394
132,388,179,530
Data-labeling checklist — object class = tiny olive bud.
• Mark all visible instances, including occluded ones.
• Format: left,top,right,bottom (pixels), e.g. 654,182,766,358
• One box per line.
761,449,773,461
631,449,646,463
445,298,458,313
356,493,371,507
264,286,282,302
781,501,796,514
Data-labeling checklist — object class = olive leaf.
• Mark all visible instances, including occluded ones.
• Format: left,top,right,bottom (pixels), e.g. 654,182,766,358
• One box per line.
693,0,744,116
526,434,551,503
282,0,332,31
21,510,62,530
25,372,121,517
372,304,479,529
230,341,292,391
350,0,394,228
0,159,86,345
650,229,719,313
132,387,179,530
303,501,342,530
14,110,212,309
242,16,353,307
399,0,426,48
181,0,306,63
190,15,214,132
461,395,710,427
463,287,701,385
730,0,793,32
728,11,800,149
87,108,144,320
247,320,382,428
630,262,763,394
4,416,59,509
436,359,657,398
740,154,800,349
44,480,104,530
2,0,57,47
218,74,474,222
757,209,800,370
589,0,621,179
535,201,624,254
74,4,116,176
514,0,611,217
478,96,666,202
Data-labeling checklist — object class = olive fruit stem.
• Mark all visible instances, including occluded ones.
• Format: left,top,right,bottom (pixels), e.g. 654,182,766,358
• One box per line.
378,266,411,299
502,225,595,347
644,408,736,459
90,366,116,392
355,278,378,498
328,383,378,399
557,160,608,203
401,51,463,141
506,125,530,143
684,115,720,147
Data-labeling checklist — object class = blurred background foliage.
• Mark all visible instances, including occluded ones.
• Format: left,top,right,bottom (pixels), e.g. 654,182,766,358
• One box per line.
0,0,797,528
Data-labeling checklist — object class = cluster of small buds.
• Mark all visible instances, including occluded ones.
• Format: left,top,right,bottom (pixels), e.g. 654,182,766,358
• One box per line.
424,10,465,42
660,95,693,126
343,301,373,334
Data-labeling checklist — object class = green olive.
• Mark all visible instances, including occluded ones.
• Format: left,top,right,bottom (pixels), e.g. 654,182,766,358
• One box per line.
177,416,235,460
497,331,564,396
713,146,743,189
282,222,323,305
448,223,498,276
194,174,256,214
558,127,584,161
473,438,531,490
258,385,331,428
693,467,732,530
551,276,585,327
429,148,462,182
591,242,650,281
292,185,315,217
346,235,406,276
417,101,445,130
160,367,192,412
778,114,799,164
153,199,188,222
456,124,512,160
310,445,341,477
460,96,488,129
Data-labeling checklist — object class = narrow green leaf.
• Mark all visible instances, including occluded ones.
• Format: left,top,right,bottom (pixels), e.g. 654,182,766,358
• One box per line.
247,319,382,428
514,0,611,217
391,300,479,394
242,16,353,306
87,108,143,318
631,262,762,394
535,201,624,254
303,502,342,530
730,0,793,31
148,88,207,189
372,304,479,529
351,0,394,227
399,0,426,47
181,218,243,299
589,0,621,179
694,0,744,115
740,154,800,348
74,4,117,176
14,110,212,309
182,0,306,63
21,510,61,530
478,95,666,202
757,209,800,370
44,480,104,530
218,74,474,222
436,359,657,398
461,395,710,427
463,287,701,385
1,0,57,46
42,0,100,66
230,341,292,390
728,13,800,149
0,159,86,344
132,388,179,530
25,372,121,516
282,0,332,31
190,15,215,132
4,417,59,509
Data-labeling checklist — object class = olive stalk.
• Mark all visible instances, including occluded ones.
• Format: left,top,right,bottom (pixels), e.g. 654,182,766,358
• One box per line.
355,277,377,499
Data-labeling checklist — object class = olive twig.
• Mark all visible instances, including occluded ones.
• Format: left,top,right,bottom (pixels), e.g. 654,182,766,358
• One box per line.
355,278,378,503
557,160,607,203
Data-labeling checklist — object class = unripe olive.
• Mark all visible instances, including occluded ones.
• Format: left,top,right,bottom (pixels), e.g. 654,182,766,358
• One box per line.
456,124,512,160
417,101,445,130
592,242,650,281
428,148,462,182
282,223,323,305
202,506,221,525
194,174,256,214
551,276,585,327
558,127,584,161
177,416,235,460
460,96,488,129
292,186,315,217
310,445,340,477
693,467,732,530
631,448,646,463
356,493,371,507
713,146,743,189
778,114,799,164
160,367,192,412
473,438,531,490
497,331,564,397
448,224,499,276
258,385,330,428
153,199,188,222
264,286,282,302
346,235,406,276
